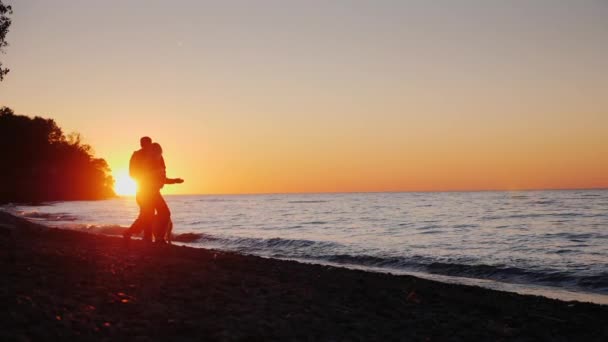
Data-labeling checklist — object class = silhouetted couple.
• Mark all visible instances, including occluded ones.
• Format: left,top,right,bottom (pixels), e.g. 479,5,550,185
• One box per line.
123,136,183,244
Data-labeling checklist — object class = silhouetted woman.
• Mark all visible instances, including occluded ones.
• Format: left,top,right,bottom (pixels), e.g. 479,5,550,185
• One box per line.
148,142,183,243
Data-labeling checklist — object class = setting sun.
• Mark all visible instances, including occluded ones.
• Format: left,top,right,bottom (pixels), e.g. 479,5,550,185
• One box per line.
113,170,137,196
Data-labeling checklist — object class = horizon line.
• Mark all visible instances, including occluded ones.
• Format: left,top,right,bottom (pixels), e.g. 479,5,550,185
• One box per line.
122,186,608,197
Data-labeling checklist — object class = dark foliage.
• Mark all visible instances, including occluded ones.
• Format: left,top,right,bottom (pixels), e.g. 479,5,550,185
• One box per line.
0,107,115,203
0,1,12,81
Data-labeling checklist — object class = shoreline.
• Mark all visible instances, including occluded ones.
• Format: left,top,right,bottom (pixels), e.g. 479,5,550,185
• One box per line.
2,211,607,340
273,257,608,306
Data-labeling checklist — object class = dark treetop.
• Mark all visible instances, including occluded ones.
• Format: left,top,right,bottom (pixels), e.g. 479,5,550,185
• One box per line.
0,0,12,81
0,107,115,203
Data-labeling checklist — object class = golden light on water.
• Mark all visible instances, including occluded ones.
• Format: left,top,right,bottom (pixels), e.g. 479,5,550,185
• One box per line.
113,169,137,196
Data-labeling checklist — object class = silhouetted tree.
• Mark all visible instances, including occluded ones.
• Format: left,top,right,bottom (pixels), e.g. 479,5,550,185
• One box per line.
0,107,115,203
0,1,12,81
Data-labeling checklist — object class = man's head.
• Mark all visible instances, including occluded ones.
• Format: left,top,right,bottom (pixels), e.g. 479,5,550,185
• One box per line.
140,136,152,149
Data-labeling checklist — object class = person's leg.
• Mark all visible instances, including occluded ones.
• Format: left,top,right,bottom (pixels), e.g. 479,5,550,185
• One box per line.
151,191,171,243
124,191,146,238
125,189,155,241
139,190,155,242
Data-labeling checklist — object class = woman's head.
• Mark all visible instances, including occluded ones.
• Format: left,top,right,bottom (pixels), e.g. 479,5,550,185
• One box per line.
151,142,163,156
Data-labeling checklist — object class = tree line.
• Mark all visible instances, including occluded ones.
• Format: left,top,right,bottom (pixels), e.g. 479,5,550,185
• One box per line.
0,107,115,203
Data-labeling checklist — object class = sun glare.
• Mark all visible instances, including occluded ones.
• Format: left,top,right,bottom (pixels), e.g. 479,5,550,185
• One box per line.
113,170,137,196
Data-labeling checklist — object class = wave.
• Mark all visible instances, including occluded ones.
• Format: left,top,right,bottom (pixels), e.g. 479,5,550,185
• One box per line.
165,233,608,294
543,232,608,240
531,200,557,205
19,211,79,221
194,198,234,203
168,232,341,251
294,254,608,293
417,224,440,230
482,212,585,220
419,230,442,235
172,232,218,243
288,200,329,204
65,225,219,244
62,224,128,236
60,223,340,253
424,263,608,291
453,224,479,229
212,236,341,252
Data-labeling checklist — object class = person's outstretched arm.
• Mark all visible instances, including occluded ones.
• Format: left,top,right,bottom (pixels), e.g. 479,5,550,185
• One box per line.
165,177,184,184
159,155,183,184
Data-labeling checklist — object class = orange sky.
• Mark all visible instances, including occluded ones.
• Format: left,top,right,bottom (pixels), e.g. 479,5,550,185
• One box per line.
1,1,607,194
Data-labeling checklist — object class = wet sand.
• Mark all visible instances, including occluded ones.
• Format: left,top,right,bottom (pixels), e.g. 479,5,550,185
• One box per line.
1,211,607,341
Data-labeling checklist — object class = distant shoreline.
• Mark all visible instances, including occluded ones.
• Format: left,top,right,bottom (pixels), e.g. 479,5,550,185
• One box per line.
2,211,607,340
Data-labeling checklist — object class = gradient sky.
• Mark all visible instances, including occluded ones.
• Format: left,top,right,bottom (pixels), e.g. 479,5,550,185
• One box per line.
1,0,607,194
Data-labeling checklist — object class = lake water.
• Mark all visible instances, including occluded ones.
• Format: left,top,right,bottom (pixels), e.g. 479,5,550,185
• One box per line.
4,190,608,304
